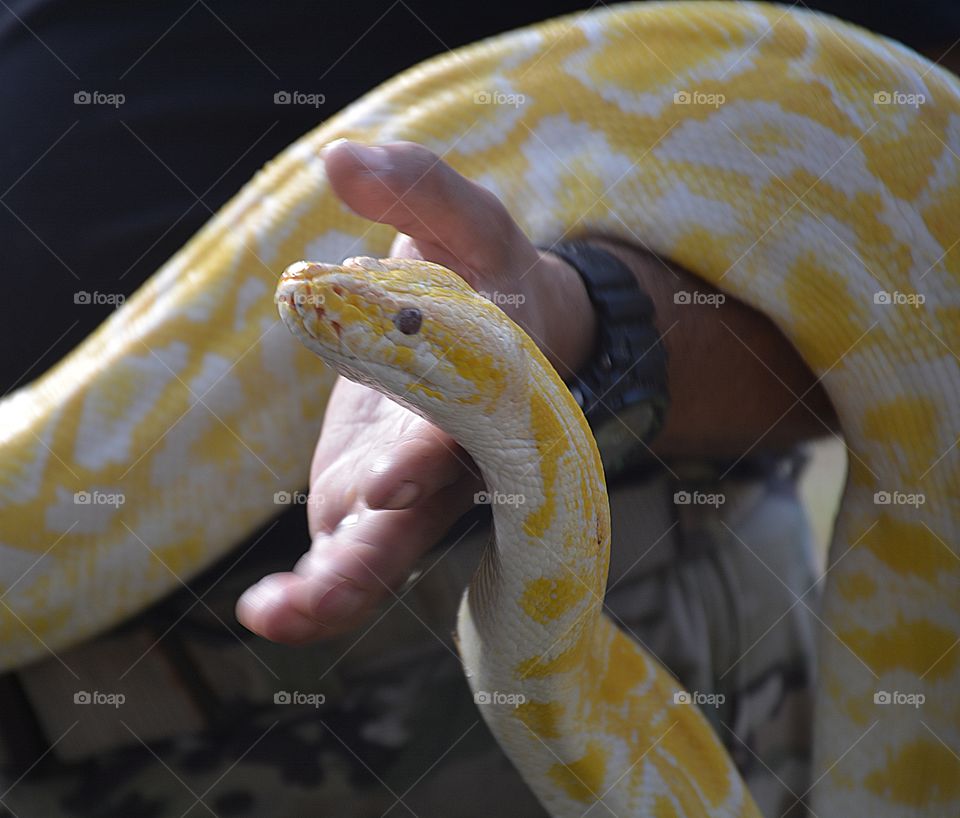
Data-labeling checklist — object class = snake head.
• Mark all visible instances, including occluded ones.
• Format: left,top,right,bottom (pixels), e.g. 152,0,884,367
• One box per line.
276,256,524,416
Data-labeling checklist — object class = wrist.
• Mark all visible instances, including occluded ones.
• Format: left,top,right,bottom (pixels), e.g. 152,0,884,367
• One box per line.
580,237,838,457
541,239,670,476
527,249,598,379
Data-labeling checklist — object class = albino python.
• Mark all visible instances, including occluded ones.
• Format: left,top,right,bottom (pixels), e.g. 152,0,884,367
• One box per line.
0,2,957,815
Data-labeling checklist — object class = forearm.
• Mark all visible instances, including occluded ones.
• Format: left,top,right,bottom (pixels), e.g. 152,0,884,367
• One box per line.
538,238,838,459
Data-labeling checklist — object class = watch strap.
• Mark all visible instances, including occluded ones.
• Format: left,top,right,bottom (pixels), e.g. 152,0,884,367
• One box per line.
544,240,670,471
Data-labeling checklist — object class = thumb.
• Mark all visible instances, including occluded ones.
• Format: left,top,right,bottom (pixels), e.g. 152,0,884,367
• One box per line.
322,139,529,281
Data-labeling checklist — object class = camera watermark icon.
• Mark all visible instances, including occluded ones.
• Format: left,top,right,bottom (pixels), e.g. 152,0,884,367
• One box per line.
873,290,925,307
74,690,125,708
277,291,325,307
274,90,326,108
478,289,526,308
673,490,725,508
274,690,325,708
273,490,325,508
673,90,725,109
74,290,125,307
873,490,925,508
474,490,526,507
674,690,725,708
474,690,526,707
74,490,125,507
74,90,126,108
874,690,924,708
473,90,526,108
873,91,925,109
673,290,725,308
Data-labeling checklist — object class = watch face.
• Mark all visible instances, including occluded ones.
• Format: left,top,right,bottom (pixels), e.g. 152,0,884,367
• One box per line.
593,402,656,471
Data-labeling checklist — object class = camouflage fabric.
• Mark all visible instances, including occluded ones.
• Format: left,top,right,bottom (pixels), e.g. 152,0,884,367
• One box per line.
0,451,819,818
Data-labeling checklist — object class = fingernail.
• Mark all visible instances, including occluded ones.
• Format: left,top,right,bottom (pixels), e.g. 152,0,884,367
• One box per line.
345,142,392,174
313,581,367,624
319,137,348,161
238,578,286,614
381,480,420,510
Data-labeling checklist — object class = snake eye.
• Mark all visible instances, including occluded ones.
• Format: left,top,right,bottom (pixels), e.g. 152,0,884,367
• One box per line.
393,308,422,335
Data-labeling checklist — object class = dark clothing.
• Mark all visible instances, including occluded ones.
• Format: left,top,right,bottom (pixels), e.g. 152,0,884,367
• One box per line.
0,0,587,393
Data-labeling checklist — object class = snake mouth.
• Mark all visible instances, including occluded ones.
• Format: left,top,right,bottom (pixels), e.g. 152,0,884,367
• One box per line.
276,259,464,406
275,264,435,387
276,263,350,356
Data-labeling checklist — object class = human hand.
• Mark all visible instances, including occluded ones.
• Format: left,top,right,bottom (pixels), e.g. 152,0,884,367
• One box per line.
236,140,596,643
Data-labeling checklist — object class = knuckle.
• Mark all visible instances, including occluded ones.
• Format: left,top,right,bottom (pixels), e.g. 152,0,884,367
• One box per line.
385,142,443,192
473,183,510,222
476,184,517,235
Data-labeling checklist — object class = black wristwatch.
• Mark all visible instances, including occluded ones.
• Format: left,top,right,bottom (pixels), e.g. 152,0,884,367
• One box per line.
544,240,669,478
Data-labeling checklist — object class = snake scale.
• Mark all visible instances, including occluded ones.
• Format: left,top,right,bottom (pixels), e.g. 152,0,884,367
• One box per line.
0,2,957,815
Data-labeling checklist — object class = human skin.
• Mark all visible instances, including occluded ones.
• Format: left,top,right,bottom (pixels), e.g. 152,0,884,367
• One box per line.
235,140,837,644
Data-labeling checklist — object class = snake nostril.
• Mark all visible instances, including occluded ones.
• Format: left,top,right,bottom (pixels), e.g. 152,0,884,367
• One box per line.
394,308,422,335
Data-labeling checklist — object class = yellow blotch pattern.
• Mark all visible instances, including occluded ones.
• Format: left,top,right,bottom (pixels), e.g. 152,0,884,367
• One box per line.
430,322,506,407
653,794,682,818
861,111,951,202
669,224,738,280
862,512,957,583
922,183,960,279
864,738,960,806
405,382,445,402
847,192,914,287
523,390,568,539
717,66,855,138
841,689,875,728
771,169,913,288
586,627,650,707
836,571,877,603
862,397,940,480
839,615,958,679
658,706,735,810
513,700,565,740
847,456,876,490
390,345,416,367
581,3,761,96
547,740,609,803
519,576,587,625
784,251,871,372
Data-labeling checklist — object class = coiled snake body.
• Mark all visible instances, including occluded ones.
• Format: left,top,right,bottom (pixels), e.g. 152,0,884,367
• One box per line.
0,3,957,815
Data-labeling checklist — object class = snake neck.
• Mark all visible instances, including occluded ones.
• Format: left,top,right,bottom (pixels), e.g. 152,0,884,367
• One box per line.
447,338,610,663
443,336,615,782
